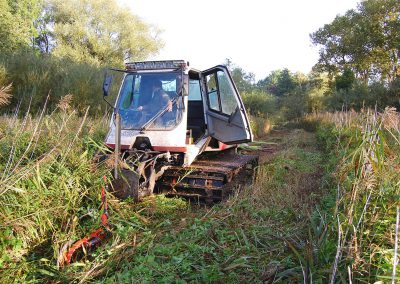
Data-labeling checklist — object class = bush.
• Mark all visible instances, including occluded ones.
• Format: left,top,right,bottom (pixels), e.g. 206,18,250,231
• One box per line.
278,92,306,121
241,90,277,118
0,51,119,116
326,80,400,112
248,115,272,138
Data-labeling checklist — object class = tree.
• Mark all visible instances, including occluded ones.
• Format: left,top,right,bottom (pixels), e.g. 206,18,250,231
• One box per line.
46,0,163,66
305,72,330,113
0,0,42,52
335,68,355,90
311,0,400,83
33,4,53,53
224,59,255,93
257,69,297,96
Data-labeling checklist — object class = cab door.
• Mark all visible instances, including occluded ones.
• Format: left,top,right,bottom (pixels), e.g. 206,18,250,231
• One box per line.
201,65,252,144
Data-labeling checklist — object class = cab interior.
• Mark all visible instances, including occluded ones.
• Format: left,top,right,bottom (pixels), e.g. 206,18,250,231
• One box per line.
187,71,206,143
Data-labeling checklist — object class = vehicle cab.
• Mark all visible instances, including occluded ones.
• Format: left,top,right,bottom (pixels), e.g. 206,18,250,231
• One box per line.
104,60,252,166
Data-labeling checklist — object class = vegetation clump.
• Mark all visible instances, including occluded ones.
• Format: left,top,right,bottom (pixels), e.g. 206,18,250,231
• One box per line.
305,108,400,282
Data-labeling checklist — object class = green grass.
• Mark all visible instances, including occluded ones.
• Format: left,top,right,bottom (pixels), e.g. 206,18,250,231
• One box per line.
0,112,329,283
82,129,326,283
310,109,400,282
0,108,111,282
1,108,399,283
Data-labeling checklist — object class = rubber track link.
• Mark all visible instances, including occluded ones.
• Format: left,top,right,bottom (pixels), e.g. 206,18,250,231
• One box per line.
155,152,258,203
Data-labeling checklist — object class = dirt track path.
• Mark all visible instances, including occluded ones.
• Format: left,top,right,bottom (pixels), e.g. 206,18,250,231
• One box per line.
242,128,324,204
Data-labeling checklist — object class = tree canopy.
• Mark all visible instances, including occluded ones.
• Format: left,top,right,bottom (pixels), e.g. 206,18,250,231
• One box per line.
46,0,163,65
0,0,163,66
257,69,298,96
0,0,42,52
311,0,400,83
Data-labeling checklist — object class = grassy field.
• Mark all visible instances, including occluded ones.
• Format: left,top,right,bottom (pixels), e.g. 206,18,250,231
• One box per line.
0,107,399,283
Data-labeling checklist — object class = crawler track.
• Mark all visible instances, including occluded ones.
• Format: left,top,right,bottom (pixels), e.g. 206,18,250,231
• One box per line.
156,152,258,203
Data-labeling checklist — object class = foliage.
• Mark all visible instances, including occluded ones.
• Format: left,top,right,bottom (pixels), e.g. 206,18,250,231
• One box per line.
311,0,400,83
305,72,330,113
0,51,125,115
0,52,96,114
278,92,307,121
0,0,42,52
0,0,163,115
334,68,355,90
253,68,329,121
0,103,111,281
241,90,276,118
0,0,163,66
326,78,400,111
46,0,163,65
257,69,298,97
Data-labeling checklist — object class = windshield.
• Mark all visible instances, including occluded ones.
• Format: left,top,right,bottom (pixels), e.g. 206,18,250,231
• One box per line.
116,71,183,130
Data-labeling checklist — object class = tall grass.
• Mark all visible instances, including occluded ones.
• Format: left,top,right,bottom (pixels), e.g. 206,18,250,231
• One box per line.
0,51,121,115
0,110,327,282
306,108,400,282
248,114,272,138
0,99,110,282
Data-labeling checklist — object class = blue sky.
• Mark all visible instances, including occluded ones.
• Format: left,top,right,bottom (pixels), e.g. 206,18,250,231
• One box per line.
121,0,360,80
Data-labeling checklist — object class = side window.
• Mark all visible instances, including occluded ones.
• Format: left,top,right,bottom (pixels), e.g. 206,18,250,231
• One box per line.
188,79,202,101
119,74,142,110
132,75,141,108
119,75,134,109
217,71,238,115
205,70,238,115
206,73,220,111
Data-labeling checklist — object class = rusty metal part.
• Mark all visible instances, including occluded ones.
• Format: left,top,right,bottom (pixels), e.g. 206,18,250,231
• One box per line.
156,152,258,203
110,152,171,201
110,169,141,200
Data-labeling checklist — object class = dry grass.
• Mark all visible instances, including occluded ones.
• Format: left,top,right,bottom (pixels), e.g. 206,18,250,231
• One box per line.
0,83,12,107
56,94,73,112
249,115,273,138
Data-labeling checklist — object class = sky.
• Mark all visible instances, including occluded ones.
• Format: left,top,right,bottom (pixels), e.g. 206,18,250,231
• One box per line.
121,0,360,81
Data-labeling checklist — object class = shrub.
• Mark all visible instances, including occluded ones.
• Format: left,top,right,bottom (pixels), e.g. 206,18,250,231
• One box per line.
241,90,277,118
0,51,116,116
248,115,272,138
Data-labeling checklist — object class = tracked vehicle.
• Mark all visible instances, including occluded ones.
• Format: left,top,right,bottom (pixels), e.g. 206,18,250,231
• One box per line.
102,60,257,203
